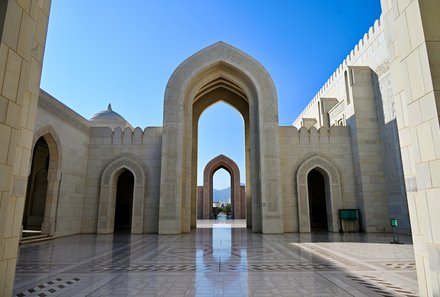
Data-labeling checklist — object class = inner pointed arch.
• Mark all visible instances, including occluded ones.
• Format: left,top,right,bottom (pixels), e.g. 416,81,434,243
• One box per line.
193,82,249,123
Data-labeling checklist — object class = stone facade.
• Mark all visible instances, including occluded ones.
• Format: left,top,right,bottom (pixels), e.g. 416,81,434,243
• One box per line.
1,0,440,296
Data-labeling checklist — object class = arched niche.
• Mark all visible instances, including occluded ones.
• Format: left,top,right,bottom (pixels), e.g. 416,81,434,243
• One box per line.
159,42,283,234
200,155,244,219
26,126,62,236
296,155,342,232
97,154,149,234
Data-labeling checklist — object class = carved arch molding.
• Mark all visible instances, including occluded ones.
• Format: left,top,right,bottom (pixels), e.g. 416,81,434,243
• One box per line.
30,126,62,236
296,155,342,232
97,154,149,234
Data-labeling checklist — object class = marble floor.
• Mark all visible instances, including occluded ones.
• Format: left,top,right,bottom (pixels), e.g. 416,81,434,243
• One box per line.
14,220,419,297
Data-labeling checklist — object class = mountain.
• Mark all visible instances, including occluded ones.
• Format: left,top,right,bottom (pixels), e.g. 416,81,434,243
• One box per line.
213,187,230,203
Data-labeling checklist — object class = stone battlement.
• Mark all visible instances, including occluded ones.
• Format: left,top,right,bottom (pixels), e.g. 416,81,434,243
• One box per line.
280,125,350,144
90,126,163,145
295,16,384,124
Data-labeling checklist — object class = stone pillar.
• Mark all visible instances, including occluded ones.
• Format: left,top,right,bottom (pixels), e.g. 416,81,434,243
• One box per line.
320,98,339,127
381,0,440,295
0,1,51,296
346,66,389,232
41,168,61,235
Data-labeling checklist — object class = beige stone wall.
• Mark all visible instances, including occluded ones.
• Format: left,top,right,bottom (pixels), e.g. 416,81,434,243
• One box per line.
32,92,163,235
82,126,162,233
0,1,50,296
279,126,356,232
34,90,90,236
381,0,440,295
292,14,410,234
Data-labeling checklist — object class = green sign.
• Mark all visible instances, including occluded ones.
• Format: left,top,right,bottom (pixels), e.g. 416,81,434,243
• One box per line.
390,218,398,227
340,209,358,220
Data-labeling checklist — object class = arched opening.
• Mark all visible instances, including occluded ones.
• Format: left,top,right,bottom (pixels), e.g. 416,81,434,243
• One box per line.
197,101,245,223
297,155,342,232
114,169,135,232
27,127,62,236
98,154,148,234
160,43,283,234
307,169,328,231
212,168,232,219
197,154,244,221
23,137,50,233
192,83,250,229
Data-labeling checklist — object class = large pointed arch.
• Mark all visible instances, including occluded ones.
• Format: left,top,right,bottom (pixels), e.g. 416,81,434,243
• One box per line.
159,42,283,234
296,154,343,232
27,126,62,236
97,153,149,234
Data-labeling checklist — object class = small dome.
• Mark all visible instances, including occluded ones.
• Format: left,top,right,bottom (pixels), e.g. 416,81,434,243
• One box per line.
90,103,132,130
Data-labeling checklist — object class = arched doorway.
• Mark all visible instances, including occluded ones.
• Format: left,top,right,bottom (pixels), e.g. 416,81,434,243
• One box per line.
23,128,61,236
98,154,149,234
159,42,283,234
296,155,342,232
114,170,135,232
307,169,328,231
23,137,50,232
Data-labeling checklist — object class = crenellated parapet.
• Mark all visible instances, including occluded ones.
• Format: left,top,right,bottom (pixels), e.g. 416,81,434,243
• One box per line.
294,16,384,125
280,125,350,144
90,126,163,145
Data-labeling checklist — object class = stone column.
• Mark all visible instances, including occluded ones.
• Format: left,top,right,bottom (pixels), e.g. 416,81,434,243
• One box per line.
41,168,61,235
381,0,440,295
0,1,51,296
346,66,389,232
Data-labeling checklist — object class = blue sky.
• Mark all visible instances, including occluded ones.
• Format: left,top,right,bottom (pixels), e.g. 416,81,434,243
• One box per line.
41,1,381,189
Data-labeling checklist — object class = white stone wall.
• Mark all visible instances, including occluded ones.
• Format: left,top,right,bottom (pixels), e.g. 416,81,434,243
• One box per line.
381,0,440,295
279,126,356,232
35,91,90,236
82,126,162,233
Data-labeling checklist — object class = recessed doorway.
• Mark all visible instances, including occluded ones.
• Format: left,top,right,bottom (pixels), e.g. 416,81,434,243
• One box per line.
23,137,50,233
114,169,134,232
307,168,328,231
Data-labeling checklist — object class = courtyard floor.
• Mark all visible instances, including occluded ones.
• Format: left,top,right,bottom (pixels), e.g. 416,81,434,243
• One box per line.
13,220,419,296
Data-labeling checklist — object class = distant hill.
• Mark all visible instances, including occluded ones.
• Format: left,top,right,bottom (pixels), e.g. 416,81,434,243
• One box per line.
213,187,230,203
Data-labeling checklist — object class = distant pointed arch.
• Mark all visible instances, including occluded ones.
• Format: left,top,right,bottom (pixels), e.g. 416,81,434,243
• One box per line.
199,155,244,219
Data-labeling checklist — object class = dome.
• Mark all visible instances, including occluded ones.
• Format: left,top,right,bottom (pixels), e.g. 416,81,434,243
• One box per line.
90,104,132,130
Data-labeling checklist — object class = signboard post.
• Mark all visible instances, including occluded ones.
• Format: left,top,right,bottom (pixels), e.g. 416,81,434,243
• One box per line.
390,218,401,244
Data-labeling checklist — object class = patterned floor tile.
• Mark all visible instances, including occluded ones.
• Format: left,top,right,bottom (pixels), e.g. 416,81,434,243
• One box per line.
13,220,419,297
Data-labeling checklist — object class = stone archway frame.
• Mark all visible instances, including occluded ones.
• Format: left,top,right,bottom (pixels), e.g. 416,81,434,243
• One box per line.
97,153,149,234
296,155,342,232
202,154,243,219
31,126,62,236
159,42,284,234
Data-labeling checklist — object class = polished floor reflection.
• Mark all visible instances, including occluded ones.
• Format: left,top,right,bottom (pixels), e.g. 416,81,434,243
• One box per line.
14,220,419,296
